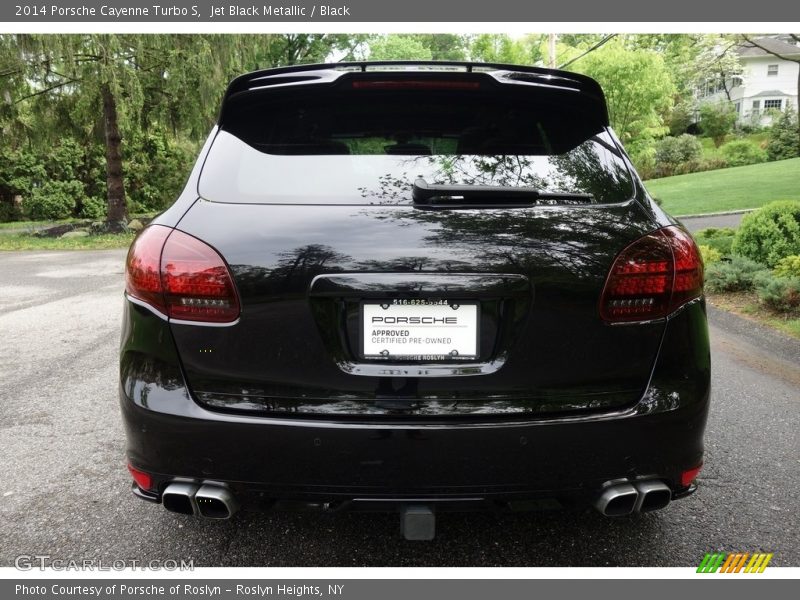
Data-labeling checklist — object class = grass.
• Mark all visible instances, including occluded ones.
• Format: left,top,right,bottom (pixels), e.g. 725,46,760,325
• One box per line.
0,232,134,251
708,291,800,340
644,157,800,216
0,212,157,231
0,218,76,230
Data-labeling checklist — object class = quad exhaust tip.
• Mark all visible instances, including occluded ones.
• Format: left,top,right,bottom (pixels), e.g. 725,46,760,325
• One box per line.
161,482,238,519
195,484,239,519
594,480,672,517
162,482,199,516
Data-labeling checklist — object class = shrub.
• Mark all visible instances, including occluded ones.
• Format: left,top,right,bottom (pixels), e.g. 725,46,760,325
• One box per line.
699,101,737,147
668,102,694,136
755,274,800,313
22,180,86,220
671,157,729,176
720,140,767,167
766,110,800,161
704,256,769,292
774,255,800,278
694,227,736,255
731,201,800,267
698,244,722,265
696,227,737,239
628,139,657,179
653,134,703,176
0,200,22,222
125,131,197,212
0,147,47,205
79,195,107,220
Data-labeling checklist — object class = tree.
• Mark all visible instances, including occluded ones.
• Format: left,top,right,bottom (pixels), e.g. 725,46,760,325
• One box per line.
414,35,469,61
570,40,675,143
367,35,433,60
6,35,149,225
467,34,546,65
1,34,358,224
631,34,741,101
766,110,800,160
699,101,738,147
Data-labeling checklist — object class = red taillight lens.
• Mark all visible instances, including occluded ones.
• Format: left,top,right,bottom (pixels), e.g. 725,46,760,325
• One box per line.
127,464,153,491
125,225,240,323
161,230,240,322
125,225,170,315
681,463,703,487
600,226,703,323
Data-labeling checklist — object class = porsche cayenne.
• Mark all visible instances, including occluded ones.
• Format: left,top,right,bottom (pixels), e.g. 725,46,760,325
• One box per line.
120,61,710,539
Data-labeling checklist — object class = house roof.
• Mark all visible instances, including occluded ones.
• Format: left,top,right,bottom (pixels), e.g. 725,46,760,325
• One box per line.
749,89,792,98
737,37,800,59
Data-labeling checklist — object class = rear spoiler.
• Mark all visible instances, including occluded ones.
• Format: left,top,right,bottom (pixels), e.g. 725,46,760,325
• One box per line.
218,60,609,127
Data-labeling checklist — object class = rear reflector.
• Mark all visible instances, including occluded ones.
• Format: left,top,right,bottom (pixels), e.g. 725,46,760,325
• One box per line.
125,225,240,323
351,80,481,90
681,463,703,487
600,226,703,323
127,464,153,491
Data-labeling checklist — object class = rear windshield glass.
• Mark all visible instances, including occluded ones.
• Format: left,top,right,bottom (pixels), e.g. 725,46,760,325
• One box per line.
199,89,634,205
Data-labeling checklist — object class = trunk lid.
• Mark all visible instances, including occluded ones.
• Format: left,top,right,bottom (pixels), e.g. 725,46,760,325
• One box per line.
170,199,662,419
167,65,663,419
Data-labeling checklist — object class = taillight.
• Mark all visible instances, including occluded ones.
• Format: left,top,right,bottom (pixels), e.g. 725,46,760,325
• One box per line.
125,225,240,323
160,229,240,322
125,225,170,315
600,226,703,323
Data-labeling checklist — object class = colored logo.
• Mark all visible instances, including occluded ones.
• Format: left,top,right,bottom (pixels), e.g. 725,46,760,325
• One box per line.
697,552,773,573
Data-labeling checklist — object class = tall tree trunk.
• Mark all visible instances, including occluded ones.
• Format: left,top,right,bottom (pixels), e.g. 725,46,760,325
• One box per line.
101,83,127,225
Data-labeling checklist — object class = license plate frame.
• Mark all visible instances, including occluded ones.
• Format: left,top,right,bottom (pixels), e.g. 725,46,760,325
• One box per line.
360,299,479,361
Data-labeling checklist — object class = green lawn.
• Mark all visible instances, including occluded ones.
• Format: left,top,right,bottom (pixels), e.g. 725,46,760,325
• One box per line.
0,218,74,230
0,232,134,251
644,158,800,216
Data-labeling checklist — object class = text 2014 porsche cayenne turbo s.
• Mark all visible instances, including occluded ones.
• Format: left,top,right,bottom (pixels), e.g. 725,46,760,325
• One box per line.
120,62,709,539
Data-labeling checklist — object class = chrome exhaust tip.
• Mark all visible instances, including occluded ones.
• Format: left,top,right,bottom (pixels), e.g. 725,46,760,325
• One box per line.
633,480,672,513
162,482,199,515
594,483,638,516
195,484,239,519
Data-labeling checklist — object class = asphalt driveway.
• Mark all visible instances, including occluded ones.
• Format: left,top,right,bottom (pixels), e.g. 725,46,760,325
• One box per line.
0,249,798,567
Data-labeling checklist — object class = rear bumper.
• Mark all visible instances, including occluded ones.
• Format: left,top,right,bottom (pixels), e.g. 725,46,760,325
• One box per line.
119,300,710,508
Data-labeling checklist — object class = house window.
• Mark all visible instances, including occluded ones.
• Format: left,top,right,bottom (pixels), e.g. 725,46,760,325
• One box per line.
767,64,779,76
752,100,760,114
735,102,741,113
764,99,783,110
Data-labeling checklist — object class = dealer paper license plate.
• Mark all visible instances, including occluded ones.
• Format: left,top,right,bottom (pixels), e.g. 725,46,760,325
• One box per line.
362,300,478,360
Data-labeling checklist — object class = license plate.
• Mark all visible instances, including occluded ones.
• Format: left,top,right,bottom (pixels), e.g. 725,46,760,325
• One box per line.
362,300,478,360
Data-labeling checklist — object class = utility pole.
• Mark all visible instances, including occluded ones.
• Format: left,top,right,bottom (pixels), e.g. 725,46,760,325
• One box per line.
548,33,557,68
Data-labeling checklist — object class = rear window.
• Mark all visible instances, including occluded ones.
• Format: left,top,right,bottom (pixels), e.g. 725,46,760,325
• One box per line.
199,88,634,205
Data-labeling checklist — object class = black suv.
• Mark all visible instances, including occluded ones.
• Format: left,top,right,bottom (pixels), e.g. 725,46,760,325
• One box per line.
120,62,709,539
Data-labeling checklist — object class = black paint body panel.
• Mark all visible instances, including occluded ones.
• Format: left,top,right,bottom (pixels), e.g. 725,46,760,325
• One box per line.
121,65,709,510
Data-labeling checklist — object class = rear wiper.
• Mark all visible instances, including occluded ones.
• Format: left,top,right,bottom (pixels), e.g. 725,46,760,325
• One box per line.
411,178,594,206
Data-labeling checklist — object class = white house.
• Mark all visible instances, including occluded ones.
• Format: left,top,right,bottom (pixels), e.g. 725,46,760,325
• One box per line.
699,36,800,126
